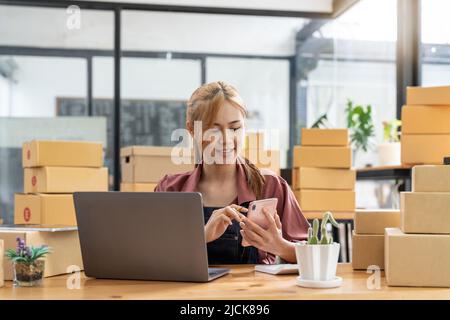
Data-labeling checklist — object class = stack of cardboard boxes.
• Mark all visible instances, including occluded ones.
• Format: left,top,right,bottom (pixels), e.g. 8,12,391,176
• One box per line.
0,239,3,287
292,128,355,220
402,86,450,164
15,140,108,225
242,132,280,174
351,209,400,270
120,146,194,192
0,140,108,281
386,165,450,287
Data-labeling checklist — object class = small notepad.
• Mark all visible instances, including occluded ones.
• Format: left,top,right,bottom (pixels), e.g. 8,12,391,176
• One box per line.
254,264,299,275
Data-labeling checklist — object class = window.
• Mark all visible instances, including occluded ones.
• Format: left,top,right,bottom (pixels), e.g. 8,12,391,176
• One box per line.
0,5,112,224
421,0,450,86
296,0,398,208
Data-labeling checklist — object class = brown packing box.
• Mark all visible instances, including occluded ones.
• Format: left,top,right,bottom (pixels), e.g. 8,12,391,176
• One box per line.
401,192,450,234
0,240,3,287
121,146,194,183
406,86,450,105
402,105,450,134
294,190,355,212
352,232,384,270
301,128,348,146
24,167,108,193
242,149,280,174
293,146,352,168
244,132,265,150
412,165,450,192
354,209,400,234
0,229,83,281
401,134,450,165
23,140,103,168
292,167,355,190
14,194,76,226
303,211,354,220
120,183,158,192
385,228,450,287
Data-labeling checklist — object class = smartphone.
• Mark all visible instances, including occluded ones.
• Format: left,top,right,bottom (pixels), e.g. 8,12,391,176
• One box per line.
242,198,278,246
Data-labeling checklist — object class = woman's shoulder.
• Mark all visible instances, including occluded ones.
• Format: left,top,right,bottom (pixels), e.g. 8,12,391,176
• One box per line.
155,169,195,191
259,168,290,193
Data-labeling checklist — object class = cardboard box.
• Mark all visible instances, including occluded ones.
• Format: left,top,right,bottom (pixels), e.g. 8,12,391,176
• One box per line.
401,192,450,234
406,86,450,105
14,194,76,226
301,128,348,146
120,183,158,192
24,167,108,193
121,146,194,183
302,211,354,220
292,167,355,190
352,232,384,270
0,228,83,280
412,165,450,192
242,149,280,174
294,190,355,212
354,209,400,234
402,106,450,134
22,140,103,168
244,132,265,150
293,146,352,168
0,240,3,287
385,228,450,287
401,134,450,165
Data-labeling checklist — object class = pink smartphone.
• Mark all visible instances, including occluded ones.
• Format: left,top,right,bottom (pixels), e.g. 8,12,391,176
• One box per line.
242,198,278,246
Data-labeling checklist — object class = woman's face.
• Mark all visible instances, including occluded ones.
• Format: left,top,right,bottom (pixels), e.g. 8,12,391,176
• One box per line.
200,101,245,165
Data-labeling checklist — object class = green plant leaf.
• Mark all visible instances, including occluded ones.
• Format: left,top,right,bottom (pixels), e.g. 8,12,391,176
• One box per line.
346,100,375,153
311,113,329,129
308,219,320,244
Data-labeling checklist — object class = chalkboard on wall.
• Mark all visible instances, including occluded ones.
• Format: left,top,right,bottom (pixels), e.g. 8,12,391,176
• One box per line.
56,97,188,176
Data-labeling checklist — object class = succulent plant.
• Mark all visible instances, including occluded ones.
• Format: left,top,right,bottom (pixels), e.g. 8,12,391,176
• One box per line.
307,211,340,245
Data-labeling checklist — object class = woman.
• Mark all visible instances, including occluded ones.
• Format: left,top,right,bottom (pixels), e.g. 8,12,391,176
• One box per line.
155,81,309,264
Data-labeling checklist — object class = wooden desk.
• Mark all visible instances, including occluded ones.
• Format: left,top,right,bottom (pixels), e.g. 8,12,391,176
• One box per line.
1,263,450,300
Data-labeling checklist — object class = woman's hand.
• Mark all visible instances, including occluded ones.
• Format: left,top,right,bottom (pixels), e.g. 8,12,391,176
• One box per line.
204,204,247,243
240,208,296,262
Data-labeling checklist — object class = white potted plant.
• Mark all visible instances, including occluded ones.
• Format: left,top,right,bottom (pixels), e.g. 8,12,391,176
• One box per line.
378,120,401,166
294,211,342,288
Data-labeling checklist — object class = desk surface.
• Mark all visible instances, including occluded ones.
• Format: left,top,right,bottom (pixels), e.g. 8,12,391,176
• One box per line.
1,263,450,300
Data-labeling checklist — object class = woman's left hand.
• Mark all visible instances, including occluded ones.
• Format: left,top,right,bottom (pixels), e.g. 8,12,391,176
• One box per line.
239,207,286,256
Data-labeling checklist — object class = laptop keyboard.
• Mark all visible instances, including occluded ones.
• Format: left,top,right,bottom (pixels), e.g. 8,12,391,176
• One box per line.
208,269,221,275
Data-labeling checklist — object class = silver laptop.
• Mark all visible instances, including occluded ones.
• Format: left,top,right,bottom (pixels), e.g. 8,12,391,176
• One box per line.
73,192,229,282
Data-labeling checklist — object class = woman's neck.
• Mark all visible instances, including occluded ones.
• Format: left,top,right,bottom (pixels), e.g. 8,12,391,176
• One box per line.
201,162,237,184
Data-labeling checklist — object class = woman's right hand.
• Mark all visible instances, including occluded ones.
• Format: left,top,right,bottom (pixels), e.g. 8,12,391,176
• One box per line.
204,204,248,243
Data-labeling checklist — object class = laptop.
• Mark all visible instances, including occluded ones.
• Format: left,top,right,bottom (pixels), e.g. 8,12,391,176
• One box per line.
73,192,229,282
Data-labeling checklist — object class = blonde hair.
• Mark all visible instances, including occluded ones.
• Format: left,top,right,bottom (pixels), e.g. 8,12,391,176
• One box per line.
187,81,265,199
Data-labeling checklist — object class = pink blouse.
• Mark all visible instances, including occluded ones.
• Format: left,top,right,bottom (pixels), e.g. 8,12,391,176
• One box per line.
154,164,310,264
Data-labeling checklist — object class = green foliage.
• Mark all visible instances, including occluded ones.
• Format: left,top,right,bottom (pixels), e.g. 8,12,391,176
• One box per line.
307,211,340,245
5,237,51,265
383,120,402,142
311,113,330,129
308,219,320,244
345,100,375,153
